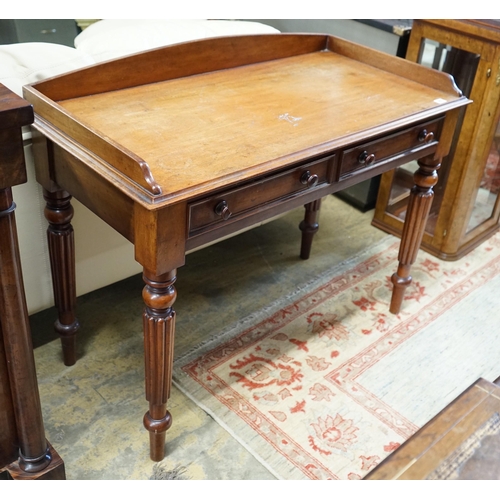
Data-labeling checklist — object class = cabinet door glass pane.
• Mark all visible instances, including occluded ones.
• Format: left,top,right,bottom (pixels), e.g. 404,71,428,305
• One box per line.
467,114,500,232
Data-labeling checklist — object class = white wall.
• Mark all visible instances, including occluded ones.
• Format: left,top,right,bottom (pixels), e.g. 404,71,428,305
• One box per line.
247,20,404,54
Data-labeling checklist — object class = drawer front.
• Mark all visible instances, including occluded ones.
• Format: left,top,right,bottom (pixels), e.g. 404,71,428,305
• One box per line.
188,155,335,234
338,117,444,179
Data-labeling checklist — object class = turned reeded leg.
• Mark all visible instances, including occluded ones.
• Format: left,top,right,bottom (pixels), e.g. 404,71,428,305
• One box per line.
0,189,51,473
142,269,177,461
299,198,322,260
43,189,79,366
390,155,441,314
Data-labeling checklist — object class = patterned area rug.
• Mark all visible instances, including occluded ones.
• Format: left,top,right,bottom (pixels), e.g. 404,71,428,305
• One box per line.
173,232,500,480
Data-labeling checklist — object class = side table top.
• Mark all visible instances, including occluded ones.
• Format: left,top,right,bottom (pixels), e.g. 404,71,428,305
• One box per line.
0,83,33,189
0,83,33,130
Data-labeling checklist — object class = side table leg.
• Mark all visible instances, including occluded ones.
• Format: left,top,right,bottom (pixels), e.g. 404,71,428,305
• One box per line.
299,198,322,260
390,155,440,314
43,189,79,366
0,188,52,473
142,269,177,461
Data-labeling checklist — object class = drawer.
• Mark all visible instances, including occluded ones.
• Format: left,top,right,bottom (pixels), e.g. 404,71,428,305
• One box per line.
338,117,444,180
188,155,335,235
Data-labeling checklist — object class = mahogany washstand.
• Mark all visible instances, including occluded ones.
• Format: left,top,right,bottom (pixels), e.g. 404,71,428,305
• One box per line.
23,34,469,461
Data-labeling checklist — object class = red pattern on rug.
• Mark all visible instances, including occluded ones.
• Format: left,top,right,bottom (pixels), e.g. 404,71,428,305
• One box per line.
177,233,500,480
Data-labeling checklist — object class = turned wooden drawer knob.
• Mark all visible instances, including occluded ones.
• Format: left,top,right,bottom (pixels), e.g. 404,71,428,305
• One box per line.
418,129,435,143
358,151,376,166
214,200,232,220
300,170,319,188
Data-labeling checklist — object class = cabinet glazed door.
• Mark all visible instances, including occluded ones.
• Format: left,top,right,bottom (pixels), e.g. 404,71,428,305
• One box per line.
465,86,500,235
373,20,500,261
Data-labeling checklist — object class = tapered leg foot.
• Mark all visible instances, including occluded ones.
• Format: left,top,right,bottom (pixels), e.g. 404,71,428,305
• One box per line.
55,320,79,367
299,199,322,260
143,406,172,461
390,264,412,314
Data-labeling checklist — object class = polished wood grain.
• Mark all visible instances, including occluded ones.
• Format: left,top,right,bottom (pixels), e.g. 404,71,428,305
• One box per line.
30,55,463,205
0,83,65,479
24,34,469,461
57,52,456,198
365,378,500,480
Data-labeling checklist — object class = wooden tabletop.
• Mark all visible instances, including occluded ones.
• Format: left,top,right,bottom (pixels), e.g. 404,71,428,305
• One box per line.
24,34,467,206
58,51,459,200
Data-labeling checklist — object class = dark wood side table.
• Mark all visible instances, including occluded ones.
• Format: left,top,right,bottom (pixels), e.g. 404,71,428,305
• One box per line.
0,84,65,480
24,34,469,461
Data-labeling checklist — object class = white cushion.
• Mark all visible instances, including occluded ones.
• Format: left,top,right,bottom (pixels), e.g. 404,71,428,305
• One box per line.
75,19,280,62
0,42,95,96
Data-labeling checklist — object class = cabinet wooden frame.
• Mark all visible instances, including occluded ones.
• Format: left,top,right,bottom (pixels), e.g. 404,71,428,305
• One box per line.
373,19,500,260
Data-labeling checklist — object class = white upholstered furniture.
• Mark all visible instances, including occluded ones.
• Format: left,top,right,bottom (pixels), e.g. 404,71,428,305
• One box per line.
0,20,279,314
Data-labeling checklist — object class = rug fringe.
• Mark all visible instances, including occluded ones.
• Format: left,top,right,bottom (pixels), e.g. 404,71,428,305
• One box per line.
150,464,190,480
171,378,285,480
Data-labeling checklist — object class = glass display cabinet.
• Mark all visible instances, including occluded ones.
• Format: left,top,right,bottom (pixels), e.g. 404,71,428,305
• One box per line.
372,19,500,260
